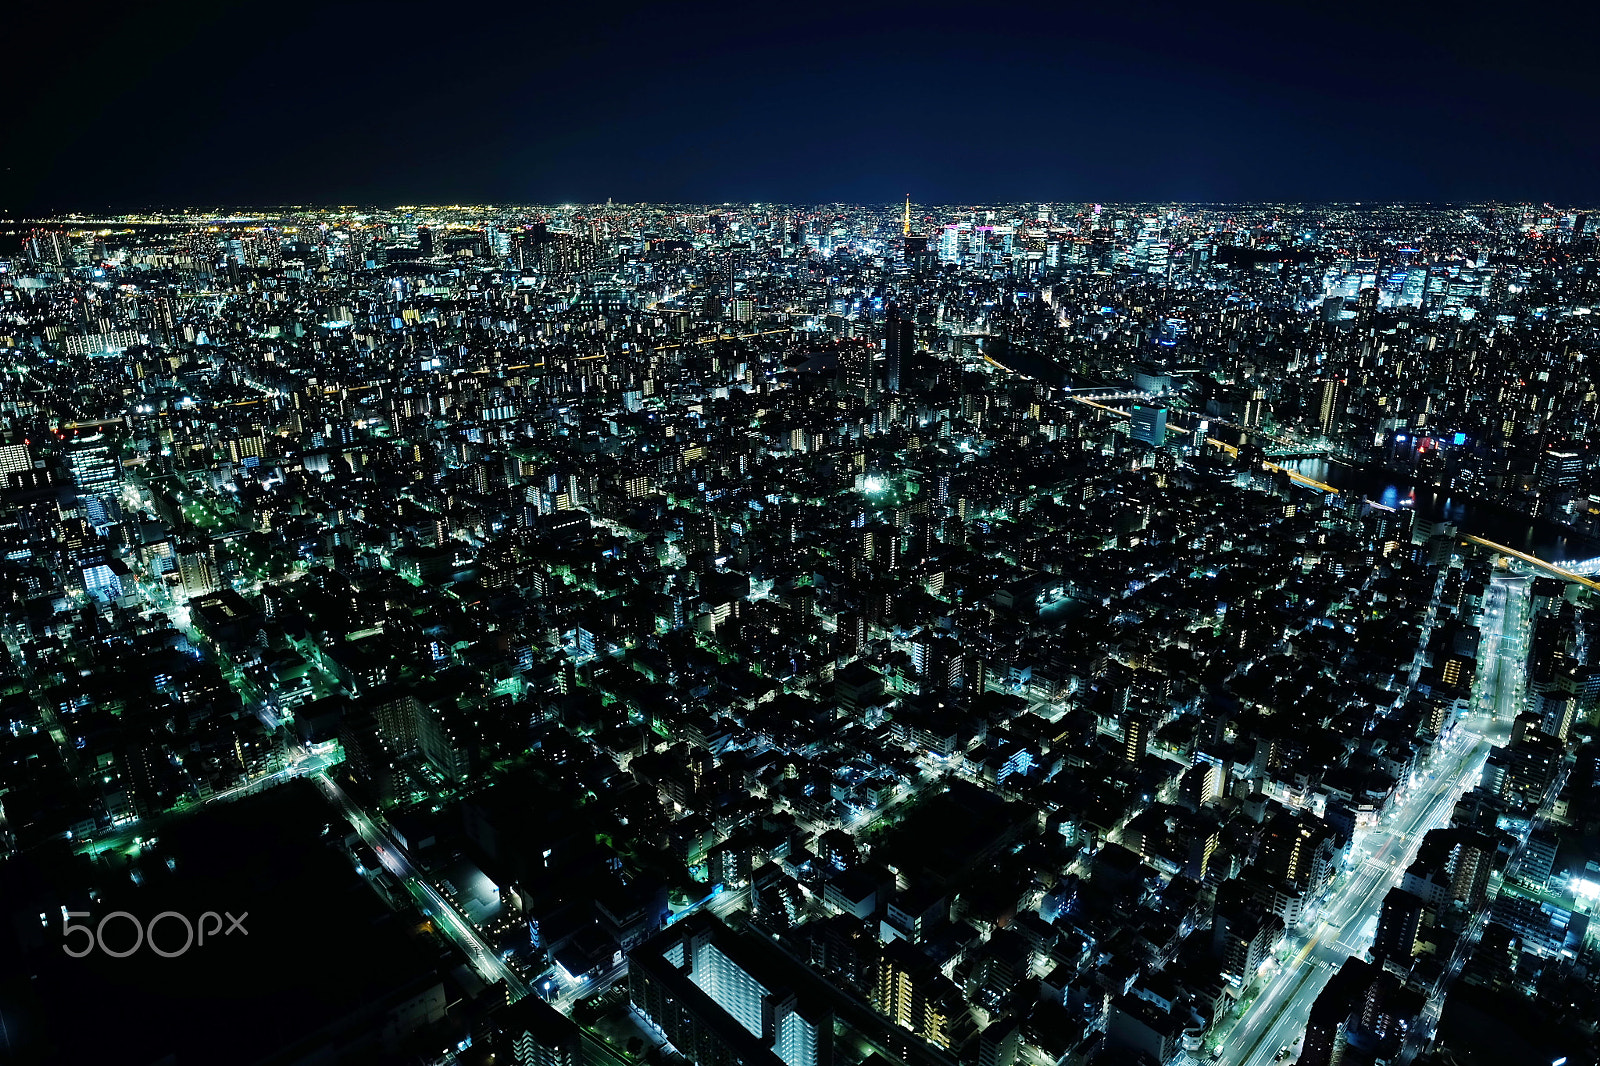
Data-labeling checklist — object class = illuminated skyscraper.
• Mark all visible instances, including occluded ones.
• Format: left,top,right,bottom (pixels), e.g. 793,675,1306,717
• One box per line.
1540,448,1583,492
1242,387,1267,428
1129,405,1167,447
1316,378,1345,436
939,224,962,265
884,303,911,393
67,435,120,524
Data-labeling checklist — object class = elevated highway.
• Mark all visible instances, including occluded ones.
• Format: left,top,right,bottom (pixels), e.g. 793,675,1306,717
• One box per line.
1460,535,1600,593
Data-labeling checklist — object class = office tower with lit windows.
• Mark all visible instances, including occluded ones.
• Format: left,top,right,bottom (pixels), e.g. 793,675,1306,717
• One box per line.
67,434,121,529
938,224,962,265
884,303,911,393
67,435,118,499
1540,448,1584,493
1129,405,1167,448
837,341,874,398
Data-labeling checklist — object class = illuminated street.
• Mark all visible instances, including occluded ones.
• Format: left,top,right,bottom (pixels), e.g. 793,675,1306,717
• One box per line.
1220,569,1530,1066
312,772,530,1001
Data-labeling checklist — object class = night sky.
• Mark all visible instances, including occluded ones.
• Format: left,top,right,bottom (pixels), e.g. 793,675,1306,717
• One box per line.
7,0,1599,213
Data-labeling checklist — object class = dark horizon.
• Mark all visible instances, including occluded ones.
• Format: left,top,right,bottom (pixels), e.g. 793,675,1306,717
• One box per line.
9,199,1599,219
8,0,1600,214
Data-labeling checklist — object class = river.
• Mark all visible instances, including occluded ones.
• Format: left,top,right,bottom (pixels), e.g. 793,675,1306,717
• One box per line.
1282,457,1600,563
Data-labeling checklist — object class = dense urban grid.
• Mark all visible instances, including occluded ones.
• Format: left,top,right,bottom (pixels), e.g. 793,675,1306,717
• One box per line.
3,202,1600,1066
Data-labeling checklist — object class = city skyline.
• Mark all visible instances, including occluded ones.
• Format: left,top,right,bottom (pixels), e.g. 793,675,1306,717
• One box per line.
6,0,1600,1060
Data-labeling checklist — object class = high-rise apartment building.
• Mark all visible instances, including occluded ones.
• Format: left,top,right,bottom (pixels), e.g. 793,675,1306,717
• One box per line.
1316,379,1345,437
504,992,584,1066
630,913,832,1066
0,442,33,486
874,939,961,1050
1371,887,1425,966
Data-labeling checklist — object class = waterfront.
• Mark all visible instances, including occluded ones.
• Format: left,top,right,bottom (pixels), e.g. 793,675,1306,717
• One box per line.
1284,457,1600,562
